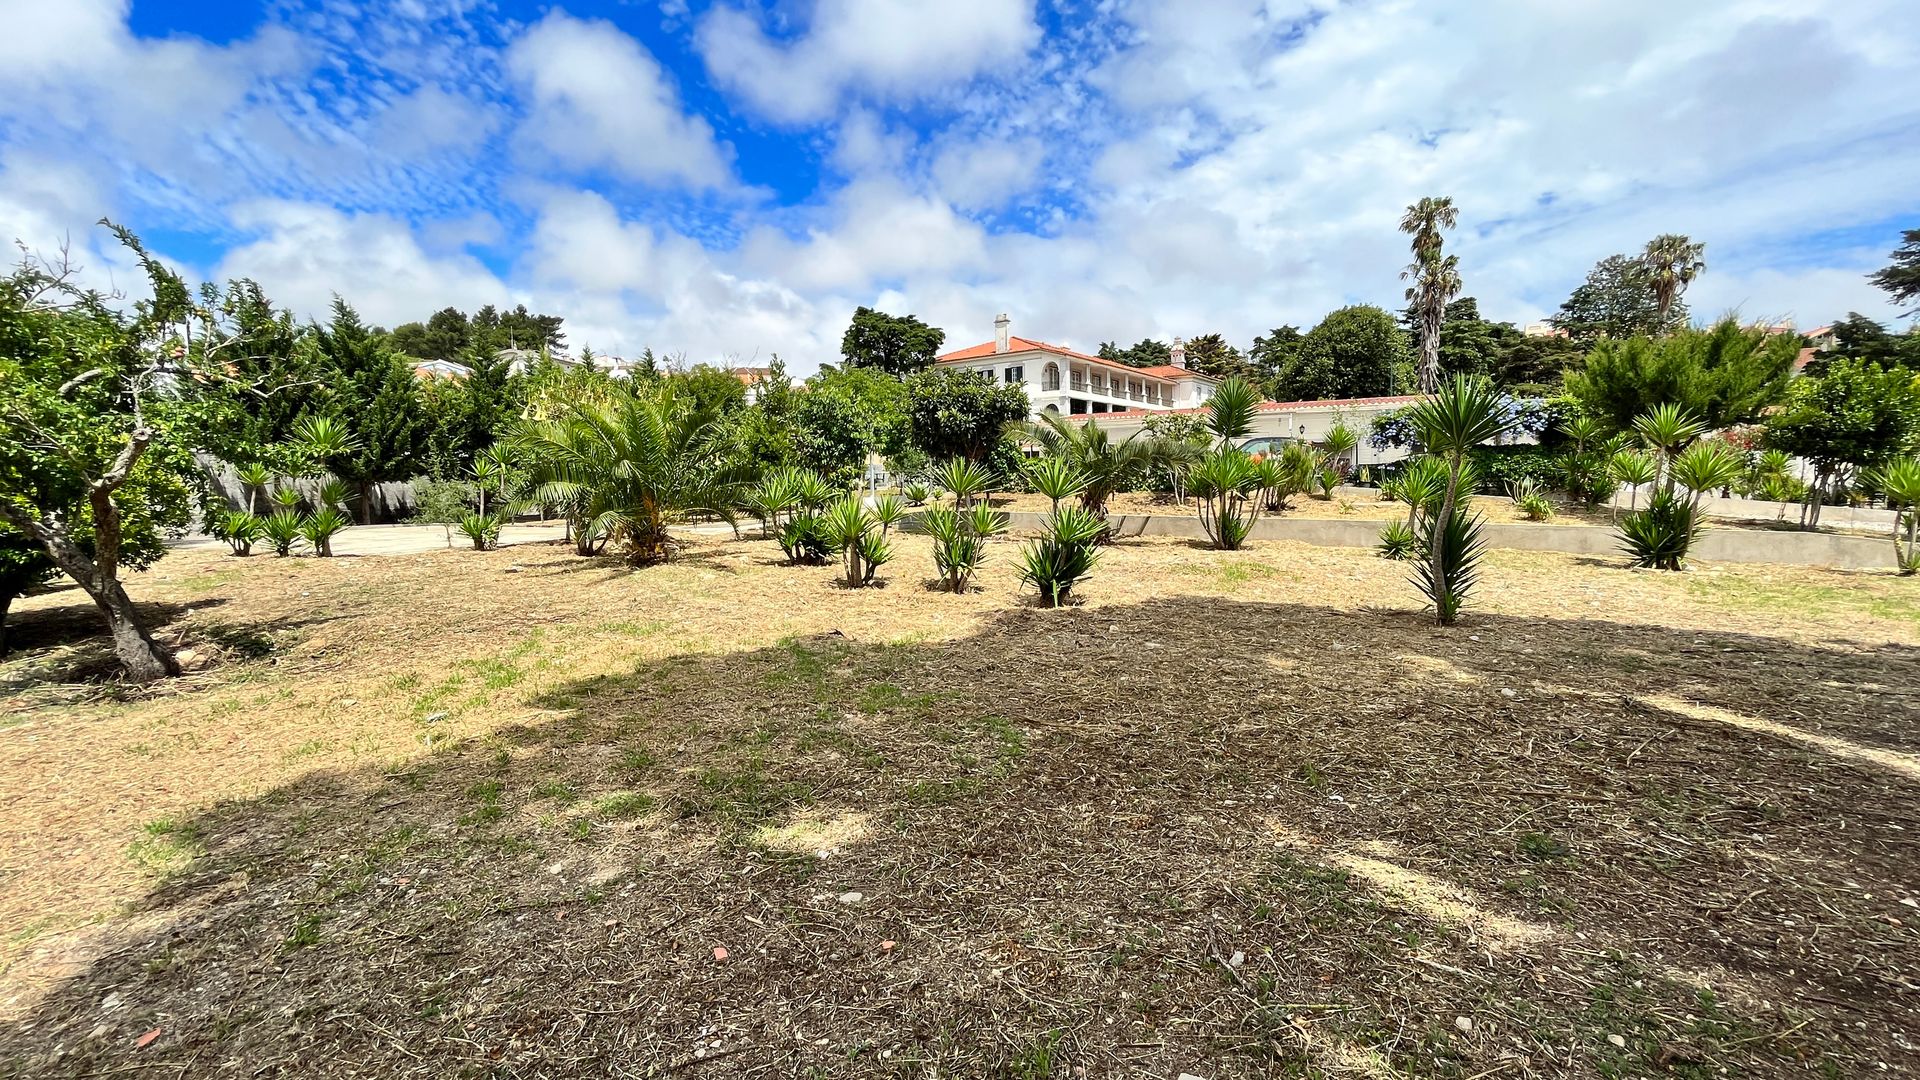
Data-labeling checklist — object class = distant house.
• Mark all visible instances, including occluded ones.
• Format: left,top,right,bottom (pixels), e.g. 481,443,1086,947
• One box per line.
497,347,582,376
729,366,775,405
936,314,1220,419
1803,324,1836,352
410,358,473,381
1521,320,1567,338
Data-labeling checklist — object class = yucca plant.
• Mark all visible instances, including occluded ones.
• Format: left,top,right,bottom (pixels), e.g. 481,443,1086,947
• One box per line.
458,513,504,551
1394,455,1453,538
1189,449,1264,550
300,507,351,557
470,456,505,517
1632,403,1707,487
819,494,892,587
1024,456,1091,514
924,504,1009,592
1377,519,1417,560
745,467,804,538
1405,375,1510,625
215,511,265,556
1608,449,1658,514
1619,489,1699,571
1671,441,1743,513
779,514,835,565
931,457,994,510
1867,456,1920,573
904,482,932,507
1260,442,1320,512
871,495,907,537
1203,377,1262,445
292,415,360,460
261,510,303,556
314,476,355,514
1017,505,1105,607
1323,421,1359,479
270,486,304,512
234,461,273,514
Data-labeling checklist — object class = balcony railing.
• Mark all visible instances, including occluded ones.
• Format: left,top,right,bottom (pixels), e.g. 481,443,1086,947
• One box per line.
1070,377,1087,392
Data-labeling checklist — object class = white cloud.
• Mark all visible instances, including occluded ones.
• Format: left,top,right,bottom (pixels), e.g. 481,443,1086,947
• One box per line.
931,137,1043,210
505,11,733,189
216,202,510,328
696,0,1041,123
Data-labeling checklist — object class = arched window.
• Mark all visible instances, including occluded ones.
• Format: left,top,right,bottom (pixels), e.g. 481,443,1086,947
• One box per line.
1042,361,1061,390
1042,403,1061,414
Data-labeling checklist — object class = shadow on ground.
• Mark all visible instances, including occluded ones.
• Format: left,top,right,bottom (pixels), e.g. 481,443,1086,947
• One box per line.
4,597,1917,1077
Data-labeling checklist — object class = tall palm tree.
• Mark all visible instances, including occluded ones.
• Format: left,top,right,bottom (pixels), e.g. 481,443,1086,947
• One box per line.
512,384,747,564
1641,234,1706,331
1400,196,1461,394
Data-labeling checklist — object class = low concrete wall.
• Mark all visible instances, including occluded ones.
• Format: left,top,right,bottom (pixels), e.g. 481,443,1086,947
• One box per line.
995,511,1897,570
1606,488,1897,535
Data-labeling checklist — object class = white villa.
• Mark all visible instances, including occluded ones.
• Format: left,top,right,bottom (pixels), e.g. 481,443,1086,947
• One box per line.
936,315,1221,419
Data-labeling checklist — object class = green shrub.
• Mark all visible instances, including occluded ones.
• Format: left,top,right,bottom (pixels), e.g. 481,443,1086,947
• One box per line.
931,457,994,509
299,507,351,557
924,503,1009,592
1507,477,1554,522
215,511,265,556
1618,489,1699,570
458,513,504,551
779,514,834,565
1023,456,1090,513
1017,505,1104,607
262,511,303,556
819,495,891,587
1866,457,1920,574
1377,519,1417,560
1189,449,1264,551
903,482,932,507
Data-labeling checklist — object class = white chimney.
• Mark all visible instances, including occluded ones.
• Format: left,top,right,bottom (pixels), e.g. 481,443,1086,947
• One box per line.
994,313,1011,354
1169,336,1186,369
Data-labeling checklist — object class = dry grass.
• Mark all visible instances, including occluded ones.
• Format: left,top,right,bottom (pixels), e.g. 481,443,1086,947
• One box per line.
1,532,1917,1077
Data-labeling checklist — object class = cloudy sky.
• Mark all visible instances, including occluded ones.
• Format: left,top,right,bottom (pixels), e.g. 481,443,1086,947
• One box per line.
2,0,1915,371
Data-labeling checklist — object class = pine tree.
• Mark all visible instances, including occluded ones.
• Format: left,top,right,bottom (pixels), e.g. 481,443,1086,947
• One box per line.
317,300,428,521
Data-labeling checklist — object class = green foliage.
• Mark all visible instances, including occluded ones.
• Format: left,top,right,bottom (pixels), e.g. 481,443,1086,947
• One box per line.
1551,253,1689,344
667,364,749,421
0,528,55,656
1026,414,1152,519
1181,332,1259,381
1868,228,1920,317
1259,442,1320,512
818,494,892,587
905,367,1028,463
1866,457,1920,573
841,306,945,376
299,507,351,557
1671,442,1743,506
794,366,910,486
1017,506,1104,607
1468,446,1560,496
1508,477,1554,521
924,503,1009,592
1565,319,1797,435
1404,376,1509,625
1608,449,1659,511
1095,338,1171,368
313,300,427,520
1023,456,1090,512
514,382,748,565
214,511,265,556
1269,305,1413,401
262,511,303,556
1189,449,1265,550
903,482,932,506
458,513,504,551
1619,490,1699,571
1203,376,1262,444
931,458,995,509
1377,519,1417,560
1763,357,1920,526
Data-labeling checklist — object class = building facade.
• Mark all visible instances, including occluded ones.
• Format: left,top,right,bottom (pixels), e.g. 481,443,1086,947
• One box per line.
936,315,1220,419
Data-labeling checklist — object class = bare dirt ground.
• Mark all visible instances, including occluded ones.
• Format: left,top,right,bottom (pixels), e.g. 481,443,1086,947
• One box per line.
1,532,1917,1077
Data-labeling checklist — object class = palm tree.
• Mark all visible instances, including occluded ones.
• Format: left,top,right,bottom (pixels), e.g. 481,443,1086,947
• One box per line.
1641,234,1706,330
1025,414,1155,522
1400,196,1461,394
512,384,747,564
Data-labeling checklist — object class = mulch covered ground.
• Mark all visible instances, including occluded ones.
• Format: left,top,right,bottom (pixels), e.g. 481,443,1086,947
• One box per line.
1,531,1916,1077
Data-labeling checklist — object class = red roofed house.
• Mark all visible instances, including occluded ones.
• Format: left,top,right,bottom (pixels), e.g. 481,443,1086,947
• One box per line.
936,314,1221,419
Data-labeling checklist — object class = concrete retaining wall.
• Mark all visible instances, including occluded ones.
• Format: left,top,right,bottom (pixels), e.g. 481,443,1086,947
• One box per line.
994,511,1897,570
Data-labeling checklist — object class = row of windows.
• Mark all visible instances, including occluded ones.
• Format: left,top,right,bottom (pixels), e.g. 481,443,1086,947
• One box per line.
992,361,1166,402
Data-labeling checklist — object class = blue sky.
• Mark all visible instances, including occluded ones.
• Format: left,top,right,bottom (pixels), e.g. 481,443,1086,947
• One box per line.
2,0,1915,371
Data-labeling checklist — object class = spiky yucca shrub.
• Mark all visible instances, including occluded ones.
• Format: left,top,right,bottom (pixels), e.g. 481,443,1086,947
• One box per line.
819,494,892,587
931,457,994,510
1189,449,1264,550
458,513,504,551
1023,455,1091,514
1618,489,1699,571
1017,505,1105,607
1508,477,1554,521
1377,519,1417,560
216,511,265,556
1867,457,1920,574
262,510,303,556
904,482,932,507
1405,376,1510,626
924,503,1010,592
299,507,350,557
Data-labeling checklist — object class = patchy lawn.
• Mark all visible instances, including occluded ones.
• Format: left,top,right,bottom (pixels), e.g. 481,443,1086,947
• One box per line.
1,533,1917,1077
